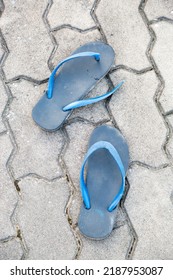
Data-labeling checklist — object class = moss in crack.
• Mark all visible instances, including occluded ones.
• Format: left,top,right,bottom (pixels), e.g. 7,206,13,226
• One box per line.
66,174,70,182
14,180,20,193
16,226,22,242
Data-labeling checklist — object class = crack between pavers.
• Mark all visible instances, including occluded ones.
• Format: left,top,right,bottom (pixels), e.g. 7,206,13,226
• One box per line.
129,161,170,171
0,129,7,136
0,0,4,17
91,0,107,42
5,76,48,85
120,179,138,260
149,17,173,25
164,109,173,117
15,173,63,183
0,29,9,66
42,0,58,72
110,65,153,75
64,115,110,127
50,24,97,33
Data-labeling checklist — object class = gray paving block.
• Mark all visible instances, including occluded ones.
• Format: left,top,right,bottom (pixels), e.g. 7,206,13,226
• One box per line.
0,134,18,240
0,79,6,133
96,0,150,69
126,165,173,259
109,70,167,166
69,78,110,123
8,81,64,179
1,0,52,79
152,22,173,113
48,0,95,30
15,177,76,260
79,223,131,260
0,239,23,260
52,28,101,68
145,0,173,20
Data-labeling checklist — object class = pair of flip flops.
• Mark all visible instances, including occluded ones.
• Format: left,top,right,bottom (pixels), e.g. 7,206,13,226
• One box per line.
32,42,129,240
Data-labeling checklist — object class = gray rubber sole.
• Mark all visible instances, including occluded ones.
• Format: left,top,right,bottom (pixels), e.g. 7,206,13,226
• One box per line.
32,42,115,131
78,125,129,240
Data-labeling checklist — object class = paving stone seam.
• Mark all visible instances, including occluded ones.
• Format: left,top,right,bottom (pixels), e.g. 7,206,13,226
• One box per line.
50,24,97,33
139,0,173,166
91,0,107,42
119,179,138,260
5,76,48,86
149,16,173,25
130,161,170,171
64,115,110,127
0,0,4,17
110,65,153,75
42,0,58,71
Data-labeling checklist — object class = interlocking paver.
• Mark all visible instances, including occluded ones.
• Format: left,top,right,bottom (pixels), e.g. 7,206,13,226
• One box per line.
79,224,131,260
0,79,6,133
96,0,150,69
0,239,23,260
15,177,76,259
126,165,173,259
0,134,18,240
48,0,95,30
151,22,173,113
52,28,101,67
8,81,63,179
109,70,167,166
1,0,52,79
69,78,110,123
145,0,173,21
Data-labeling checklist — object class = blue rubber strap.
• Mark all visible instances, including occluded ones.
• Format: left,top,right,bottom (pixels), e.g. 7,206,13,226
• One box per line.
63,81,124,111
47,52,100,99
80,141,126,212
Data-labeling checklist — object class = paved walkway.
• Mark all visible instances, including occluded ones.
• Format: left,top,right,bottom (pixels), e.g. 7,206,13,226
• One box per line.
0,0,173,260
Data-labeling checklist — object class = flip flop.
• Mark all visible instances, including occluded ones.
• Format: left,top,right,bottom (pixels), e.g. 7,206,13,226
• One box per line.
32,41,124,131
78,125,129,240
